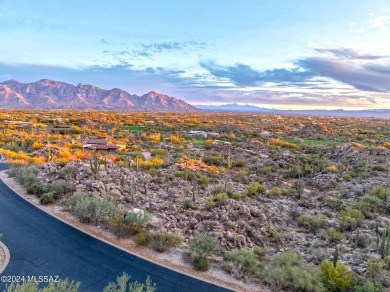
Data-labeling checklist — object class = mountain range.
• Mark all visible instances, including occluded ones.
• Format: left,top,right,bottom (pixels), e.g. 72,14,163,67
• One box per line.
0,79,388,118
0,79,196,111
196,103,390,118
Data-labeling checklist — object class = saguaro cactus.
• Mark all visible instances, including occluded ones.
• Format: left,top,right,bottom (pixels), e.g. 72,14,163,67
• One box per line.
90,149,100,179
333,246,339,267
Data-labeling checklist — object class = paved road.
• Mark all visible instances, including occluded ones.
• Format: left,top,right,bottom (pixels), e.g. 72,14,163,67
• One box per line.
0,163,233,291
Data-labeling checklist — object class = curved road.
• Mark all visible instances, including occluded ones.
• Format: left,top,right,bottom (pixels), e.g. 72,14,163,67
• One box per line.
0,163,232,291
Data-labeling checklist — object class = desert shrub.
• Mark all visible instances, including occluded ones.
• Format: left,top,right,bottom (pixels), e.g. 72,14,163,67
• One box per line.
232,157,247,168
384,255,390,270
125,210,151,227
230,192,242,201
108,212,133,237
297,213,323,232
243,182,266,196
51,181,71,200
197,175,209,189
371,164,388,172
151,148,169,158
190,233,218,258
342,173,352,181
193,255,209,271
368,185,390,202
133,231,150,246
8,165,38,187
261,252,325,292
224,248,261,276
267,186,286,197
204,196,215,209
320,261,353,291
322,197,342,210
204,192,229,209
150,232,182,252
337,208,363,230
211,184,234,197
327,227,342,243
5,279,80,292
213,192,229,204
202,154,225,166
355,281,382,292
103,273,156,292
39,192,55,205
354,195,382,215
27,183,50,197
65,195,116,224
63,194,83,210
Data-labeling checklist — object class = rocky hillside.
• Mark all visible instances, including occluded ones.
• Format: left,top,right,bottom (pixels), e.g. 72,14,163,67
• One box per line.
0,79,196,111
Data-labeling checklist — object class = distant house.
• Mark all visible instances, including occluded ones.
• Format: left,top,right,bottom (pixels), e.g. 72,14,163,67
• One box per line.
183,131,220,138
82,138,125,152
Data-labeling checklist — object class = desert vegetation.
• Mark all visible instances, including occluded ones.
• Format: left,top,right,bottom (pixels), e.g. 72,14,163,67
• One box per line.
1,110,390,290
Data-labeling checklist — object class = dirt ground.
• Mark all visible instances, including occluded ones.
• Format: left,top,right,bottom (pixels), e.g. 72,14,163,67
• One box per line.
0,170,266,292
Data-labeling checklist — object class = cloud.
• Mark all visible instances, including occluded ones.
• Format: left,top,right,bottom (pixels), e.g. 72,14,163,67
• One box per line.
314,48,385,60
130,41,207,59
367,16,390,28
297,57,390,92
199,59,313,86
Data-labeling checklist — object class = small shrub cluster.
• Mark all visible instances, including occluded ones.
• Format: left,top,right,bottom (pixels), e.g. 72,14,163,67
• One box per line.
149,232,182,252
63,194,115,225
243,182,266,196
297,213,323,232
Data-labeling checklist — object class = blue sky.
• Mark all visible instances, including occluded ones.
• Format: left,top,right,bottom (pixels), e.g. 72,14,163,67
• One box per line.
1,0,390,109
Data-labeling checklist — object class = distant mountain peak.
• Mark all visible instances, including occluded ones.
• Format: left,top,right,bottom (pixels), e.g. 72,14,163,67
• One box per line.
0,79,196,111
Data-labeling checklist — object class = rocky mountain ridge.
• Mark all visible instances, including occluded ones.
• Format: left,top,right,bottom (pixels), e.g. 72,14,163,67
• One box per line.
0,79,196,111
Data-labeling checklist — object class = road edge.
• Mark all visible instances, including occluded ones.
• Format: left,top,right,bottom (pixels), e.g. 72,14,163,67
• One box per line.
0,170,249,292
0,241,10,274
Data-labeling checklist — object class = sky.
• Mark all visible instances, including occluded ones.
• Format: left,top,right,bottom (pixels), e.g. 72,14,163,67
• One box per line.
1,0,390,110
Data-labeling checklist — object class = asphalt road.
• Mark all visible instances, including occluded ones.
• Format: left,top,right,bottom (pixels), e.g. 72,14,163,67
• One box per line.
0,163,233,291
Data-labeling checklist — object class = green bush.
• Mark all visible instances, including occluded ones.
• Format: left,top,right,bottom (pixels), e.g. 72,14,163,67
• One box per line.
204,196,216,209
193,255,209,271
355,281,382,292
224,248,261,276
197,175,209,189
337,208,363,230
65,195,116,225
5,279,80,292
125,210,151,227
151,148,169,158
384,255,390,270
204,192,229,209
202,154,225,166
320,261,353,291
27,183,50,197
150,232,182,252
232,157,247,168
261,252,325,292
327,228,342,243
213,192,229,204
51,182,71,200
39,192,55,205
354,195,382,214
133,232,149,246
297,213,323,232
190,233,218,258
103,273,156,292
368,185,390,202
8,166,38,187
243,182,266,196
108,212,133,237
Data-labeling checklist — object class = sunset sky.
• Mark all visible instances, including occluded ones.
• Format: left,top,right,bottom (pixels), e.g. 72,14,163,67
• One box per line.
0,0,390,109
